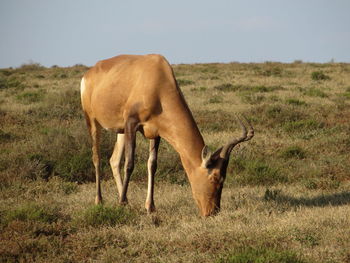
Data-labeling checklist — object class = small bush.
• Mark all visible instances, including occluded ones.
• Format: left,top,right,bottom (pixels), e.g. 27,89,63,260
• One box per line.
249,104,305,128
177,79,194,86
79,205,137,227
0,69,13,76
280,146,306,159
2,203,60,226
60,181,78,195
0,129,14,143
217,247,306,263
55,150,93,183
239,92,265,104
16,91,45,104
264,188,281,201
255,66,283,77
28,154,55,180
0,76,24,90
194,109,236,132
293,230,319,247
213,83,235,92
214,84,282,93
233,158,286,185
191,86,207,92
303,178,340,190
19,62,45,71
286,98,307,106
303,88,328,98
208,95,223,104
311,71,330,80
282,120,324,133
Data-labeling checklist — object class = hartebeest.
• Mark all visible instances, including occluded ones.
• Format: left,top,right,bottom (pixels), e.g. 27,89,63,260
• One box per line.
81,54,253,216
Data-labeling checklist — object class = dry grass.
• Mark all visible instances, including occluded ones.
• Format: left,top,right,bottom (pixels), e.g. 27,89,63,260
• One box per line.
1,62,350,262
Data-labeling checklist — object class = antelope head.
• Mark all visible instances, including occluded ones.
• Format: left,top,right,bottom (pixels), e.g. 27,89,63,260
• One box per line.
191,116,254,216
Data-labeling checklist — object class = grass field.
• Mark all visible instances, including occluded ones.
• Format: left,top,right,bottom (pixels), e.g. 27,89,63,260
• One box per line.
0,61,349,262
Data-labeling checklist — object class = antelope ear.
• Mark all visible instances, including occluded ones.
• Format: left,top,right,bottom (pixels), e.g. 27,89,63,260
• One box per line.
201,145,212,168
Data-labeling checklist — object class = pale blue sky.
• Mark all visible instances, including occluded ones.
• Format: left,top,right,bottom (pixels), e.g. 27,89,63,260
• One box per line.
1,0,349,68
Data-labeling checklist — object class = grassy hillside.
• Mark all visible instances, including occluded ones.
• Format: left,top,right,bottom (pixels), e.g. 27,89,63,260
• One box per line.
0,61,349,262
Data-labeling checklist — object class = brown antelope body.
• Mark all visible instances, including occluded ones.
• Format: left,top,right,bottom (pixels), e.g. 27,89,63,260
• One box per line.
81,54,253,216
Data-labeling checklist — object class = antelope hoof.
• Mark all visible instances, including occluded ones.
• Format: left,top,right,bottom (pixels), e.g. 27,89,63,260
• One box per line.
95,196,103,205
145,202,156,214
119,198,128,206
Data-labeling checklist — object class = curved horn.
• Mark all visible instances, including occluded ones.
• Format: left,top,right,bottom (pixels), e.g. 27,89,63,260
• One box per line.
220,115,254,159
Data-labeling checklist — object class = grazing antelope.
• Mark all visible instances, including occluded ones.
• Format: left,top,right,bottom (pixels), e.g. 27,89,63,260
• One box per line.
81,54,253,216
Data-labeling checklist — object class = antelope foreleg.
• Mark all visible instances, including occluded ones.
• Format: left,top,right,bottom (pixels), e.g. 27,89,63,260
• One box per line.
110,133,125,200
145,137,160,213
119,118,138,205
90,120,102,204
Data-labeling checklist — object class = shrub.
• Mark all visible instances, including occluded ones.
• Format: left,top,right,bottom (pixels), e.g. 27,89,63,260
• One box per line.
311,71,330,80
28,154,55,180
2,203,60,226
60,181,78,195
213,83,236,92
0,129,13,143
303,88,328,98
239,92,265,104
282,120,324,133
214,84,282,93
177,79,194,86
79,205,137,227
280,146,306,159
255,66,283,77
264,188,281,201
16,91,45,104
217,247,306,263
249,104,305,128
208,95,223,104
0,76,24,90
194,109,236,132
0,69,13,76
19,62,45,71
232,158,286,185
54,150,93,183
286,98,307,106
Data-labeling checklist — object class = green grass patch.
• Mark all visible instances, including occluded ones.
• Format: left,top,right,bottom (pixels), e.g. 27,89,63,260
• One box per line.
249,104,305,128
232,158,286,185
303,177,341,190
311,71,330,80
0,129,14,143
78,205,137,227
217,247,306,263
177,79,195,86
1,203,60,226
0,76,24,90
303,87,328,98
214,83,282,93
282,120,324,133
208,95,223,104
280,146,306,159
60,181,78,195
286,98,307,106
54,150,93,183
191,86,207,92
194,109,236,132
27,154,55,180
239,92,265,104
19,62,45,71
16,90,45,104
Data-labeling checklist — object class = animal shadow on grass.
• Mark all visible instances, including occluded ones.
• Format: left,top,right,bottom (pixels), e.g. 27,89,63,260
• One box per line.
264,189,350,207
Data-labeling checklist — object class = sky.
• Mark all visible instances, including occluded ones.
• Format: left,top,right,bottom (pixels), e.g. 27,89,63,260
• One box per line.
1,0,350,68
